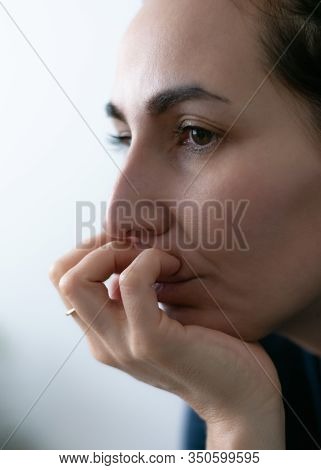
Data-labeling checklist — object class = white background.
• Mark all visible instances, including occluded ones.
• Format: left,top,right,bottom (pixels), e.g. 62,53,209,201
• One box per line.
0,0,187,449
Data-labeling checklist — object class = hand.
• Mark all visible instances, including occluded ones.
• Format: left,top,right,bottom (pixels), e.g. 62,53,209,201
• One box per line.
49,235,285,449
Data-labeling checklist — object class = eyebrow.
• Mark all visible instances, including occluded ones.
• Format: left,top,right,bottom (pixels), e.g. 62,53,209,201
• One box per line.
105,84,230,122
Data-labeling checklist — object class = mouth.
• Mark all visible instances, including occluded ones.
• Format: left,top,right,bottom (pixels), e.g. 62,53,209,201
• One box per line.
152,277,196,303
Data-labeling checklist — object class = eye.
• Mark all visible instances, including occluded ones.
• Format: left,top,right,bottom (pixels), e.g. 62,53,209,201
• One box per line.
174,124,223,154
106,133,131,148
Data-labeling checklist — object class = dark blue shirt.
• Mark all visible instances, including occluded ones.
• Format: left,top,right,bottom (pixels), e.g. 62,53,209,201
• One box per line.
181,334,321,450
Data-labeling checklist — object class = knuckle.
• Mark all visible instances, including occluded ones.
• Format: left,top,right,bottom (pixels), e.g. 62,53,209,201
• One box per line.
91,348,113,366
58,270,81,298
119,269,140,292
141,247,158,259
91,346,108,364
86,333,130,369
86,337,118,367
144,247,157,256
118,248,157,292
48,261,66,286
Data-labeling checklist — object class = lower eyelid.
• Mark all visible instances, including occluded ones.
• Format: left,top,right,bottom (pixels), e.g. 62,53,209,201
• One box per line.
107,128,223,155
183,135,222,154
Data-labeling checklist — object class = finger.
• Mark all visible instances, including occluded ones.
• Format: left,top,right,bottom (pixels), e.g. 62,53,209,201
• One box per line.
119,248,181,331
50,232,139,308
70,309,119,366
49,231,112,361
58,241,144,334
51,234,137,365
49,231,111,290
62,287,115,363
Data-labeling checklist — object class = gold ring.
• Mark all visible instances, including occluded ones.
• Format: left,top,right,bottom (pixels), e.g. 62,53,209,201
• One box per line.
66,307,76,316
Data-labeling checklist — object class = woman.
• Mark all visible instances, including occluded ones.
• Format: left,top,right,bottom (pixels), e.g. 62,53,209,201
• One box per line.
49,0,321,449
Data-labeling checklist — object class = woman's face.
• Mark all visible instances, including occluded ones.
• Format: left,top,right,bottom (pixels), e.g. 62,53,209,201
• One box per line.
105,0,321,341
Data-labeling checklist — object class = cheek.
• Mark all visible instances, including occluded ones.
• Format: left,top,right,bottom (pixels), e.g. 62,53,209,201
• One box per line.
190,144,321,338
228,145,321,261
204,135,321,251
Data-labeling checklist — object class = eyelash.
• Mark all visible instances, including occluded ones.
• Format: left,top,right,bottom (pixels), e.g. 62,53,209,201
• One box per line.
106,133,131,148
106,124,224,156
173,123,223,155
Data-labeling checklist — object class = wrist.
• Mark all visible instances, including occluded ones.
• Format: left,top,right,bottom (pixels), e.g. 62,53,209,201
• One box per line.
205,400,285,449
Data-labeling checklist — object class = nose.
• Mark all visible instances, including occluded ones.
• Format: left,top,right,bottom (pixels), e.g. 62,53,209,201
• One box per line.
104,150,171,243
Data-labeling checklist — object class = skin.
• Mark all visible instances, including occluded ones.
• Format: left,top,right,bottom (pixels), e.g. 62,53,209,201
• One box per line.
49,0,321,448
104,0,321,341
50,237,285,449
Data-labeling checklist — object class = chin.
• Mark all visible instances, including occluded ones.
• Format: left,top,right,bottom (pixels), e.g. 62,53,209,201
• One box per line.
158,300,275,343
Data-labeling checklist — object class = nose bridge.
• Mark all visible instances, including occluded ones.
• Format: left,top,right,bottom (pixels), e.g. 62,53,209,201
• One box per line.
105,154,170,240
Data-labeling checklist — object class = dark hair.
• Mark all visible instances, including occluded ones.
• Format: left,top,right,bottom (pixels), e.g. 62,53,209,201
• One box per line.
254,0,321,138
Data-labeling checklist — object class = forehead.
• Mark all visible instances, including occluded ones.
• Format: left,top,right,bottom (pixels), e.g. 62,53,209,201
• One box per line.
112,0,262,115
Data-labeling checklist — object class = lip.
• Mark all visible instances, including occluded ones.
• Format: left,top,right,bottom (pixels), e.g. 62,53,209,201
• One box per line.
153,275,196,288
153,277,196,303
155,274,195,284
